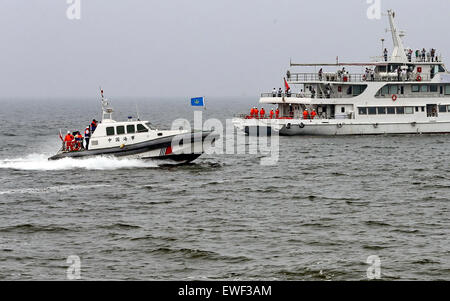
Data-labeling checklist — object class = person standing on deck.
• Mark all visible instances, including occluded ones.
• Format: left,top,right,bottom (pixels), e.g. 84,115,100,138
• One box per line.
260,107,265,119
311,109,317,119
303,109,309,120
384,48,388,61
254,108,259,119
275,108,280,119
90,119,98,133
269,108,274,119
272,88,277,97
84,126,90,150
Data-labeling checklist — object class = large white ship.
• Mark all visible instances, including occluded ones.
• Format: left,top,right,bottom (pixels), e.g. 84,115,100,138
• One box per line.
233,10,450,136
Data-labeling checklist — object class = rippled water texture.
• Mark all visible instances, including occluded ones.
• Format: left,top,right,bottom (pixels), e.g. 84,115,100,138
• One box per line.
0,98,448,280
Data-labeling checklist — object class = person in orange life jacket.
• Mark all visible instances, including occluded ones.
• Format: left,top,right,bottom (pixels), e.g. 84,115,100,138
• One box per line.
90,119,98,133
249,107,254,118
64,131,74,151
311,109,317,119
74,131,84,150
303,109,309,120
269,108,274,119
84,127,90,150
275,108,280,119
260,107,265,118
254,107,259,118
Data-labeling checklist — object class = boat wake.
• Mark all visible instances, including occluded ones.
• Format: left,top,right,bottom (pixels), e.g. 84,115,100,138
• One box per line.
0,153,159,171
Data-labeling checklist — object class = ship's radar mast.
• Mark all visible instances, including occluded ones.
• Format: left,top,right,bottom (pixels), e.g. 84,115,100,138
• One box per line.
100,87,114,121
387,10,408,63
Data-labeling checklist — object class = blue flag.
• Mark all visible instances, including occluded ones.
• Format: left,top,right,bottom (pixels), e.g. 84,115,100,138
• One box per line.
191,97,204,106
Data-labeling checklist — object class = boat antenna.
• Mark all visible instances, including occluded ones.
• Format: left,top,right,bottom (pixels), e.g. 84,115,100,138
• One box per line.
135,103,141,121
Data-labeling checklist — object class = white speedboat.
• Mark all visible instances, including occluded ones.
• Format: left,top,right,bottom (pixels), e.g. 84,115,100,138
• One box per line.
233,10,450,136
49,93,218,163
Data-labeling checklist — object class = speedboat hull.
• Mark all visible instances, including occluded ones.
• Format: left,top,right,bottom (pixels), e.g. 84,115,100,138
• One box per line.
49,131,217,163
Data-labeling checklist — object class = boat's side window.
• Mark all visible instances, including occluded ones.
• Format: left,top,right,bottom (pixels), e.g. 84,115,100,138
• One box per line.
377,107,386,114
106,127,115,136
368,107,376,115
405,107,414,114
445,85,450,95
116,126,125,135
358,107,367,115
137,124,149,133
341,107,345,113
127,124,136,134
430,85,438,93
412,85,420,93
415,106,419,112
390,85,398,95
439,105,447,113
396,107,405,114
346,86,352,95
421,85,428,93
381,85,389,95
421,107,425,112
387,107,396,114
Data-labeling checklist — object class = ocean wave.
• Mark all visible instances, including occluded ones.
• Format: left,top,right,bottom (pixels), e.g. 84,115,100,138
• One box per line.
0,153,158,171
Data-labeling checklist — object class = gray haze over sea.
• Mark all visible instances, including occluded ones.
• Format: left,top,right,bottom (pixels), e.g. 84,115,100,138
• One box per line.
0,97,449,280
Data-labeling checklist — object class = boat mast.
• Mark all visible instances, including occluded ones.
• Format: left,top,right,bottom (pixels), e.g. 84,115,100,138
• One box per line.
100,87,114,122
387,10,408,63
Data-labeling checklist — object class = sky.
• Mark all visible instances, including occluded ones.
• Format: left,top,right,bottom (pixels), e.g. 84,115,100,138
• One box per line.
0,0,449,99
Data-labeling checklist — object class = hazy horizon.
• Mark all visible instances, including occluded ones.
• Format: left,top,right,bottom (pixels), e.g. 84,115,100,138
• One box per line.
1,0,449,100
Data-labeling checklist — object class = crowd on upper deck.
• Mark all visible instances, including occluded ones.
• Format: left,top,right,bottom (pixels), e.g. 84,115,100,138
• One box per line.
384,47,440,62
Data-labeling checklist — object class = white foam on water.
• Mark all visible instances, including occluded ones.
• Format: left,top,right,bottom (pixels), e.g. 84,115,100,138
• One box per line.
0,184,111,195
0,153,159,171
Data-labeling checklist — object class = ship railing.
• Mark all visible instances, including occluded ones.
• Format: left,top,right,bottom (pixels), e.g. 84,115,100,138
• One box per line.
286,72,431,83
261,92,334,99
234,114,352,120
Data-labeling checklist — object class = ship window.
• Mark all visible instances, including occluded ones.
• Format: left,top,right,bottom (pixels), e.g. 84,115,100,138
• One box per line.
405,107,414,114
415,107,419,112
377,107,386,114
387,107,396,114
421,106,425,112
381,85,389,95
412,85,420,92
106,127,115,136
368,107,376,115
439,105,447,113
346,86,352,95
439,65,445,72
127,124,136,134
137,124,148,133
116,126,125,135
390,85,398,94
421,85,428,92
358,107,367,115
430,85,438,92
447,105,450,112
396,107,405,114
341,107,345,113
445,85,450,95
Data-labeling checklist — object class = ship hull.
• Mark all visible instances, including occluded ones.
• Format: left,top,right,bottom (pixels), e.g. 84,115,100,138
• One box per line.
234,118,450,136
49,131,217,163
